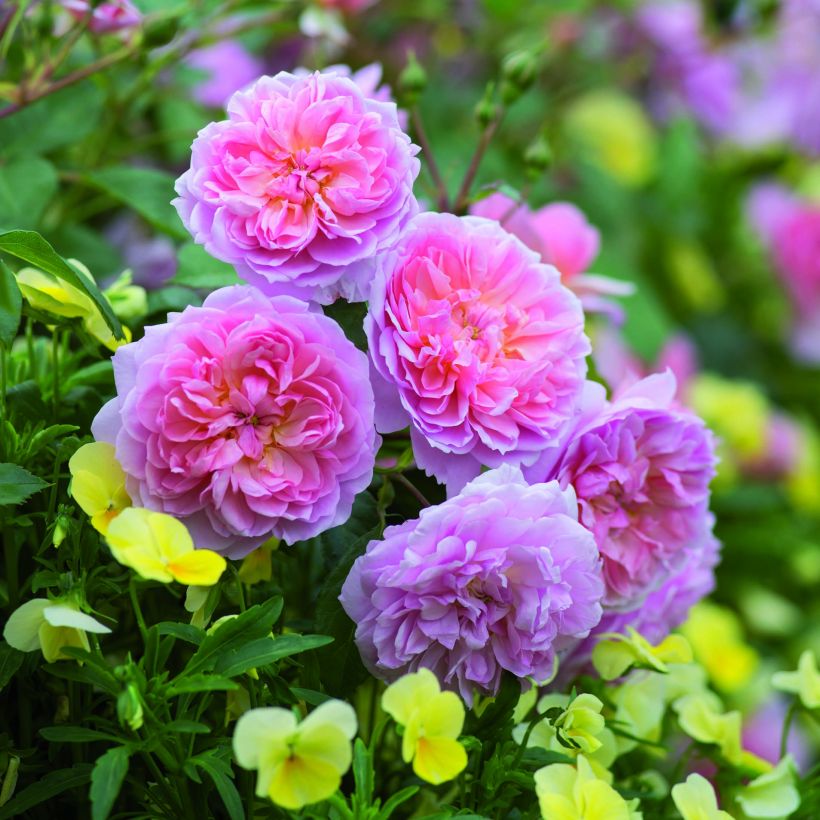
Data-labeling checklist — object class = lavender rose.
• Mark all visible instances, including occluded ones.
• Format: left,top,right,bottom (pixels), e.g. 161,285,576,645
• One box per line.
340,465,605,703
92,286,378,557
174,69,419,305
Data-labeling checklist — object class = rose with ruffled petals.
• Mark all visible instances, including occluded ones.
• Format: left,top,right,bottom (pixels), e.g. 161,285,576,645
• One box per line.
366,212,590,494
61,0,141,33
174,70,419,305
340,465,604,703
526,372,717,610
92,286,377,558
470,193,632,322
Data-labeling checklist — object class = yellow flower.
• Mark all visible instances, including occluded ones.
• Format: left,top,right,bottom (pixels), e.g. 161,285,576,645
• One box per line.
15,263,130,351
232,701,357,809
534,755,642,820
772,650,820,710
68,442,131,534
105,507,226,586
734,755,800,819
104,270,147,323
3,598,111,663
592,627,693,680
381,668,468,785
564,90,657,187
671,774,733,820
237,537,278,585
680,603,758,693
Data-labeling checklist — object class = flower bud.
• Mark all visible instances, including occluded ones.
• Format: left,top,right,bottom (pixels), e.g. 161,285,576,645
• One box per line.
399,51,427,104
117,682,144,732
524,132,552,174
502,50,538,91
474,83,500,126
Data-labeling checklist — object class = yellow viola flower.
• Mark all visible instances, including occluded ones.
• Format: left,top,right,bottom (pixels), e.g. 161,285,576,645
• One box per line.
671,774,733,820
592,627,693,680
772,650,820,710
232,701,357,809
564,89,657,187
381,668,468,785
105,507,226,586
68,442,131,534
680,603,759,694
534,755,642,820
237,537,278,585
15,262,129,351
734,755,800,819
3,598,111,663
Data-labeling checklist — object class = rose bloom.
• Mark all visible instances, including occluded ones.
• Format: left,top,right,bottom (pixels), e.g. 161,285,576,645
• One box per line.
525,372,717,610
174,70,419,305
92,286,377,558
61,0,141,33
366,212,590,494
340,465,604,702
470,193,632,322
318,0,378,11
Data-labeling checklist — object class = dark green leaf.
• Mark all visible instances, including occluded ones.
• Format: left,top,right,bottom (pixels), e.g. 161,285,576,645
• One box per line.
352,739,374,805
0,156,58,231
290,686,331,706
156,621,204,645
180,596,283,677
40,726,121,744
165,674,239,697
44,661,119,695
146,285,201,315
0,462,48,505
171,243,240,290
90,747,129,820
0,259,21,346
379,786,420,819
164,720,210,734
0,642,23,691
82,167,187,239
0,764,92,820
213,634,333,678
0,230,124,339
190,752,243,820
323,300,368,351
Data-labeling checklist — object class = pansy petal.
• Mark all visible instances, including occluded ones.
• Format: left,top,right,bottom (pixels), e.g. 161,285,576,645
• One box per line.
412,736,467,784
42,605,111,633
167,550,227,586
3,599,50,652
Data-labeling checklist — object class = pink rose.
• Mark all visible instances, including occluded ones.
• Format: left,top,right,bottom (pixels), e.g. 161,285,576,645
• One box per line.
61,0,141,33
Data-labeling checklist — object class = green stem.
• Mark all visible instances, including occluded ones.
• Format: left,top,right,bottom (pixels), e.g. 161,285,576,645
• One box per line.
0,343,7,423
453,111,505,214
129,577,148,641
51,330,59,418
780,701,798,760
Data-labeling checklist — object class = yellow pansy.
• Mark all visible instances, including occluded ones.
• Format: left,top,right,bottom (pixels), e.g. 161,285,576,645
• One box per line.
3,598,111,663
237,537,278,585
105,507,226,586
592,627,693,680
680,603,759,694
671,773,733,820
734,755,800,819
15,262,129,351
534,755,642,820
381,668,468,785
232,701,357,809
516,693,618,782
564,89,657,187
772,650,820,710
674,694,768,772
68,442,131,534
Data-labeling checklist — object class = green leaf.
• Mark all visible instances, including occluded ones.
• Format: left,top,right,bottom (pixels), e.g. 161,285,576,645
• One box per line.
213,634,333,678
0,82,104,158
0,156,58,231
44,660,119,695
90,746,129,820
0,764,92,819
82,167,187,240
323,300,367,351
180,596,283,677
0,642,23,692
189,751,243,820
0,259,21,346
155,622,204,646
290,686,331,706
0,230,124,339
171,243,240,290
0,462,48,505
164,720,210,734
352,739,374,805
165,674,239,696
314,523,382,698
40,727,121,744
379,786,420,819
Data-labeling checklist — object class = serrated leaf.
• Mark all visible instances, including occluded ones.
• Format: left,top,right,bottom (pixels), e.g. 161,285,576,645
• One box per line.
90,747,129,820
0,230,123,339
0,462,47,505
0,764,92,820
0,259,21,346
